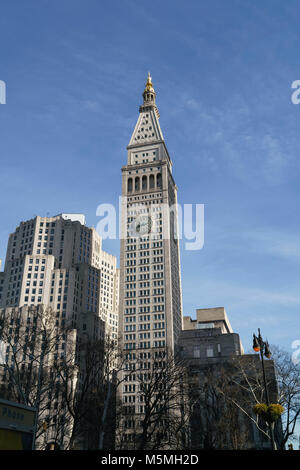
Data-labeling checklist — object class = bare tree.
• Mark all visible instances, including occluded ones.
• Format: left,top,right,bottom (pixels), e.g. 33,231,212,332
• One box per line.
269,346,300,449
57,332,133,450
0,305,77,449
0,307,134,450
116,348,191,451
188,364,251,449
215,349,300,450
214,354,282,449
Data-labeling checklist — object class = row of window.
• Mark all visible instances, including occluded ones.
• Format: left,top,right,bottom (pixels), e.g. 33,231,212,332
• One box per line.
124,340,166,350
125,281,163,289
124,314,164,322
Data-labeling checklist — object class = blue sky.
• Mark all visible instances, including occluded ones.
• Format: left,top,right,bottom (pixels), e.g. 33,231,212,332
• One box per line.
1,0,300,356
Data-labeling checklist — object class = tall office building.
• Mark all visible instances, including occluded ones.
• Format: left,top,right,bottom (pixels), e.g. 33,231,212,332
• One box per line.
118,74,183,443
0,213,119,339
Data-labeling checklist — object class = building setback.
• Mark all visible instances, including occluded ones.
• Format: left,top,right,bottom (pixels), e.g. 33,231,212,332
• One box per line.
180,307,244,361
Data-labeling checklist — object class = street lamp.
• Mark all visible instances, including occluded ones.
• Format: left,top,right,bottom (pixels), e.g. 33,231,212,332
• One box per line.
252,328,276,450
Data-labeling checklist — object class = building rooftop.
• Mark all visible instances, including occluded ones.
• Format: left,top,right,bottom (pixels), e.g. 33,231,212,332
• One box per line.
56,213,86,225
183,307,233,334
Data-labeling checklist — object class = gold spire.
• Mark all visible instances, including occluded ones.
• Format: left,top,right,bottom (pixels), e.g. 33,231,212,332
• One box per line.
144,72,155,93
141,71,158,115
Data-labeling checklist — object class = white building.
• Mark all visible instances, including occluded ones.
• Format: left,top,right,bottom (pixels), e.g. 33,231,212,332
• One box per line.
0,213,120,448
118,74,183,445
0,213,119,339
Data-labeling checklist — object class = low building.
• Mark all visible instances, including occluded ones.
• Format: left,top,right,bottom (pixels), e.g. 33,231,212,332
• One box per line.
179,307,280,450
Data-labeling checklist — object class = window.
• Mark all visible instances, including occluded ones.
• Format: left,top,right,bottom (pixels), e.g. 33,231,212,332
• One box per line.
142,175,147,191
197,322,215,329
206,347,214,358
149,174,154,189
193,347,200,358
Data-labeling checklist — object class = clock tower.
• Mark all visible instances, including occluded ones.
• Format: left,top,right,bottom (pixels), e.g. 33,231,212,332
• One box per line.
118,74,183,441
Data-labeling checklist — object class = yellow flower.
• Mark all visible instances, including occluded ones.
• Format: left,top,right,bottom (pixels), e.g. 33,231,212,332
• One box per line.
253,403,284,423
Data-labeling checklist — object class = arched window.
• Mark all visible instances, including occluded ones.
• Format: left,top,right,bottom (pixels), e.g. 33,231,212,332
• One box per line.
149,174,155,189
142,175,147,191
135,177,140,192
157,173,162,189
128,178,133,193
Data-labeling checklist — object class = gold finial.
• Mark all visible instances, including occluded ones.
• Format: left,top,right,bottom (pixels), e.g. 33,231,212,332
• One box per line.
144,72,154,93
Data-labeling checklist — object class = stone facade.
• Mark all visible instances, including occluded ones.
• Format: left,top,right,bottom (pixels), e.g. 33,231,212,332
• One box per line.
180,307,244,361
0,213,119,448
118,74,183,446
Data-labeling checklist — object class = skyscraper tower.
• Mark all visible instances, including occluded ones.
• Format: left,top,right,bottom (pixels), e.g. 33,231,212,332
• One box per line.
118,75,183,438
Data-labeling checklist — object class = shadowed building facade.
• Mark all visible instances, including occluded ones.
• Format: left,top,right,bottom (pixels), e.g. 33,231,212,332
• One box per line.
179,307,280,450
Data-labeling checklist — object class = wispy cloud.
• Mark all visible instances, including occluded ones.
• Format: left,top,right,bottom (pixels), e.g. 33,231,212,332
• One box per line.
193,223,300,264
241,228,300,262
165,86,299,186
262,134,288,184
183,277,300,310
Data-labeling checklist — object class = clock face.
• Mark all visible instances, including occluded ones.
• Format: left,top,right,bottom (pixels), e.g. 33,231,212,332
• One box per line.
130,215,152,237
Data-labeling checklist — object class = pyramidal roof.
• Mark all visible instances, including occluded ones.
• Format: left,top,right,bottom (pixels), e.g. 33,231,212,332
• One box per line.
128,73,164,147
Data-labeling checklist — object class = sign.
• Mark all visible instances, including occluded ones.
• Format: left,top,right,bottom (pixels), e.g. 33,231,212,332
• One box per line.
0,399,37,450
